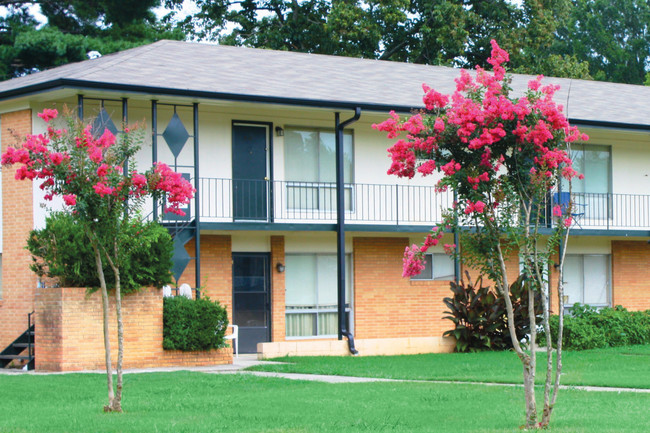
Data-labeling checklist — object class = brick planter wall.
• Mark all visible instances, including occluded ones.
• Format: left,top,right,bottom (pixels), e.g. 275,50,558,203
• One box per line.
35,286,232,371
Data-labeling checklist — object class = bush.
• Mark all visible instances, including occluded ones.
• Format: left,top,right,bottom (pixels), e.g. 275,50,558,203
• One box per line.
443,273,543,352
163,296,229,351
546,304,650,350
27,212,173,292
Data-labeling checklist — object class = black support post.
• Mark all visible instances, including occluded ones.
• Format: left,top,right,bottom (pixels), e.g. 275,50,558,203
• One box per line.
193,103,201,298
152,100,158,220
335,107,360,354
122,97,128,173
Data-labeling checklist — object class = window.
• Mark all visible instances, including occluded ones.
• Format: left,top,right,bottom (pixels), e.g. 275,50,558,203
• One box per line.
566,144,611,194
410,253,455,281
285,254,352,337
563,254,610,307
284,128,353,211
561,144,611,221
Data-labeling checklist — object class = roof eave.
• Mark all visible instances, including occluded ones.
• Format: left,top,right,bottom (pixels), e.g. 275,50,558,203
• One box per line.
3,78,649,131
0,78,417,114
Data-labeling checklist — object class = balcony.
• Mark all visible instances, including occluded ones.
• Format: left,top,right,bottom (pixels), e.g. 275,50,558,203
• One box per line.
198,178,452,227
194,178,650,233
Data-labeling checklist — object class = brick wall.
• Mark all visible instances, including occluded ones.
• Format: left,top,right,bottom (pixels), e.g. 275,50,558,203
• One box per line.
270,235,285,342
460,244,521,291
177,235,232,320
353,237,452,339
35,286,231,371
0,109,37,351
612,241,650,311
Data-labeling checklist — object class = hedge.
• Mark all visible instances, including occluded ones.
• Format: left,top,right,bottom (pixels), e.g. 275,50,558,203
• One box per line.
546,304,650,350
163,296,229,351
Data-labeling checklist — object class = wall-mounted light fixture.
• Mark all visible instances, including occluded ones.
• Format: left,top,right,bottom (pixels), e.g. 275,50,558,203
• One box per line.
275,126,284,137
276,263,286,273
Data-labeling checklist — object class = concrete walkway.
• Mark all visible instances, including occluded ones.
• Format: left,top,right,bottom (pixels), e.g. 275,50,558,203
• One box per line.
3,354,649,394
233,370,650,393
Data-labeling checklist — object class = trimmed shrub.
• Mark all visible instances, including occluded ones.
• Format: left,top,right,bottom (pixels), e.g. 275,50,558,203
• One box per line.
27,212,173,292
163,296,229,351
546,304,650,350
443,273,543,352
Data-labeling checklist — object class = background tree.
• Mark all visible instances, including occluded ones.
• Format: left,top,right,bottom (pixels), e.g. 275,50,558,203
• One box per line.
2,1,647,83
374,41,588,428
0,0,186,79
2,109,194,412
170,0,593,78
556,0,650,84
169,0,650,83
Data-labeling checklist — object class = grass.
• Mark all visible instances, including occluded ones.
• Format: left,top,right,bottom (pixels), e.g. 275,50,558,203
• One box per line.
248,345,650,389
1,371,650,432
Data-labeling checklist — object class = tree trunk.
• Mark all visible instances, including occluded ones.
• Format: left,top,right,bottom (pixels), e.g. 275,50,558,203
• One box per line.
540,230,570,427
110,274,124,413
522,358,538,428
495,243,538,428
106,241,124,413
90,238,115,411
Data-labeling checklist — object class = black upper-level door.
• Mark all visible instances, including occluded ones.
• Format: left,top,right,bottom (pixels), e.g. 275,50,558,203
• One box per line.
232,124,268,220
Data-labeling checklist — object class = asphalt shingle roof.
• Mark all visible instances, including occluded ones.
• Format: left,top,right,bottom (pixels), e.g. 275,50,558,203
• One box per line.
0,40,648,127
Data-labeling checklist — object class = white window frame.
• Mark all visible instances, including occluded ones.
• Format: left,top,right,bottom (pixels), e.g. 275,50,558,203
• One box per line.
562,254,611,308
283,127,354,213
284,253,353,339
410,253,456,281
285,181,354,213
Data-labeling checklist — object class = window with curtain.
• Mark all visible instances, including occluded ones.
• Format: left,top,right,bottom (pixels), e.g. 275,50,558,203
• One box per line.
285,254,352,337
284,128,353,211
410,253,455,281
563,254,610,307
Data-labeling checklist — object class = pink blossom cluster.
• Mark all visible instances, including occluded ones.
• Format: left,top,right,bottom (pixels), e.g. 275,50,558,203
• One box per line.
464,200,486,215
402,244,425,277
467,172,490,190
552,204,574,228
402,228,446,277
1,108,195,217
153,162,196,215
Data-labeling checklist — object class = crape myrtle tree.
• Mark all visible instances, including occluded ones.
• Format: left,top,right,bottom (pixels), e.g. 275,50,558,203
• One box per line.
373,41,588,429
1,108,194,412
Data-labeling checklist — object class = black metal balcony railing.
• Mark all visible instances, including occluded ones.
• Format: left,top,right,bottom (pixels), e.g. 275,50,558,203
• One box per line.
197,178,650,230
199,178,454,225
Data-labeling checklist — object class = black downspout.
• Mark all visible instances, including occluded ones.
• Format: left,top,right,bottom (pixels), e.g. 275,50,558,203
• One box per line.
152,100,158,220
335,107,361,355
77,94,83,120
193,103,201,299
122,98,129,218
122,97,128,172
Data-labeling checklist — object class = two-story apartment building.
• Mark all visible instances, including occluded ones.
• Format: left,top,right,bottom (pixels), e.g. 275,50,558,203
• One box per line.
1,41,649,368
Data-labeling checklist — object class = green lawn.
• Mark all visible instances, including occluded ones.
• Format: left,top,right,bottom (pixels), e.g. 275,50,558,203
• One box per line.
248,345,650,389
1,371,649,433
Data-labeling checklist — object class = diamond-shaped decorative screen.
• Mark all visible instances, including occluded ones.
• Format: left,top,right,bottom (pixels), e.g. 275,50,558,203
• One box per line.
162,112,190,158
172,236,192,282
91,108,118,138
